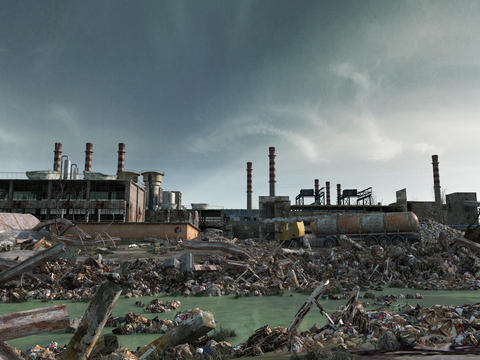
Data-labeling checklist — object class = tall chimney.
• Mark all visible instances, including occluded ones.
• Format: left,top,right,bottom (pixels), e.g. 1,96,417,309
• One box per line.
326,181,331,205
269,147,276,197
337,184,341,205
314,179,319,203
432,155,442,214
53,143,62,172
85,143,93,172
247,162,253,210
117,143,125,174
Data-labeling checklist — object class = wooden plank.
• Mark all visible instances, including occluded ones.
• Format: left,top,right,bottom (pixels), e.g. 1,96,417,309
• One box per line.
0,341,24,360
0,242,66,284
135,310,216,358
287,280,330,332
0,304,69,341
61,280,122,360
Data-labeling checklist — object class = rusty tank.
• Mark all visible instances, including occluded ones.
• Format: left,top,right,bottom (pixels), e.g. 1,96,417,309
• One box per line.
310,212,419,247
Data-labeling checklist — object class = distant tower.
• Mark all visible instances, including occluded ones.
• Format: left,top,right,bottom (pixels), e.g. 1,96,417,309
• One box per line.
314,179,320,203
337,184,341,205
53,143,62,172
84,143,93,172
117,143,125,174
326,181,331,205
432,155,442,215
247,162,253,210
269,147,276,196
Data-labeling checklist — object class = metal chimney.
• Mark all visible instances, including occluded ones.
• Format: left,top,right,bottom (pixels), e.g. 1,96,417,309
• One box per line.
247,162,253,210
314,179,319,203
117,143,125,174
337,184,341,205
269,147,276,197
53,143,62,172
84,143,93,172
432,155,442,213
326,181,331,205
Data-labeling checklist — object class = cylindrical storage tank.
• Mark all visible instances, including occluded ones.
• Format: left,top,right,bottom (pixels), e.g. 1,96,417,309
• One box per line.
311,212,419,236
385,212,419,233
63,159,71,179
142,171,164,210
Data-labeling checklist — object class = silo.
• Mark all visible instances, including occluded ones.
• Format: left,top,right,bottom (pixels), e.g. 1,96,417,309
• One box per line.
142,171,164,210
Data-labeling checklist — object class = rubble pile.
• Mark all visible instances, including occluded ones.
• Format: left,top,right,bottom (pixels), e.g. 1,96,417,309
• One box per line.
6,218,480,358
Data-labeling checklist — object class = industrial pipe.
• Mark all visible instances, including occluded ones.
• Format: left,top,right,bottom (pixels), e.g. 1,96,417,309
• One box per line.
314,179,319,204
337,184,341,205
326,181,331,205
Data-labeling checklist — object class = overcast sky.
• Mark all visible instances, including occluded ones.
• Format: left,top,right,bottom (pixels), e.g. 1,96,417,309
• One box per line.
1,1,480,209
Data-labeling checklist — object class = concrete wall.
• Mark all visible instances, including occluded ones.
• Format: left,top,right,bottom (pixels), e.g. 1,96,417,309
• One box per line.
127,182,145,222
69,222,199,241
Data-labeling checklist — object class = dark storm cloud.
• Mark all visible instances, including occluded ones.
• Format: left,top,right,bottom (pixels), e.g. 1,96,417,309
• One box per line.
1,1,480,207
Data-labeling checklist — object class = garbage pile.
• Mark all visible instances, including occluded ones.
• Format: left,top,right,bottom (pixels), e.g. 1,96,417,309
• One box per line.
6,219,480,358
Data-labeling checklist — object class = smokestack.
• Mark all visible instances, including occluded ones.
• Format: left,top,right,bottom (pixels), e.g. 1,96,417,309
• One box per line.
247,162,253,210
85,143,93,172
53,143,62,172
326,181,331,205
269,147,276,197
432,155,442,213
117,143,125,174
337,184,341,205
314,179,319,203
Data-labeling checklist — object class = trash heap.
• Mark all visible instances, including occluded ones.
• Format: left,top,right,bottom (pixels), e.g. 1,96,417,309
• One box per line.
6,219,480,358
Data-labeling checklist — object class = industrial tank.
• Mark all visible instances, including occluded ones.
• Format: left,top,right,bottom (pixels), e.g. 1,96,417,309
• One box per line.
310,212,419,236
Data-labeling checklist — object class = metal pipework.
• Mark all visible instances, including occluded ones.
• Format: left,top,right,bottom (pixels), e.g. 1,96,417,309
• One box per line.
85,143,93,172
247,162,253,210
432,155,442,213
326,181,331,205
337,184,341,205
269,147,276,197
61,155,71,180
117,143,125,174
314,179,319,203
53,143,62,172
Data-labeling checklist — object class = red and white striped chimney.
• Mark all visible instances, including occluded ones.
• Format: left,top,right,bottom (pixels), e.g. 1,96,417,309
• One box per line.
269,147,276,197
117,143,125,174
84,143,93,172
314,179,319,203
53,143,62,172
432,155,441,212
247,162,253,210
326,181,331,205
337,184,341,205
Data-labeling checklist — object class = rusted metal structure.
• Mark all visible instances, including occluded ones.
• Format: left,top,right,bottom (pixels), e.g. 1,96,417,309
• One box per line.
0,304,69,342
247,162,253,210
62,281,122,360
0,242,66,284
269,147,276,197
310,211,419,247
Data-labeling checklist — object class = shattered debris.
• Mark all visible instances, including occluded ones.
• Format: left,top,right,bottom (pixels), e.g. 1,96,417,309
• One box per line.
3,218,480,358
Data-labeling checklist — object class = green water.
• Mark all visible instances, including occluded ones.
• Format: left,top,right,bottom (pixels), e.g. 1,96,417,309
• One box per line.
2,288,480,352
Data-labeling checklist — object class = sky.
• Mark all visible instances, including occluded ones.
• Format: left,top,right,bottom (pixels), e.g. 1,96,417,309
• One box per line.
1,0,480,209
